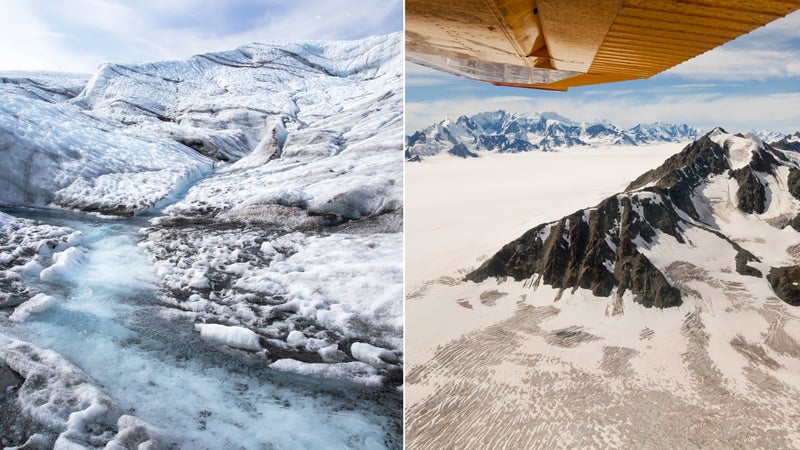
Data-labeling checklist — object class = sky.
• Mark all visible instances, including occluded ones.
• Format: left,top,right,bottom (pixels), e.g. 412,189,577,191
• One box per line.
0,0,402,73
407,10,800,135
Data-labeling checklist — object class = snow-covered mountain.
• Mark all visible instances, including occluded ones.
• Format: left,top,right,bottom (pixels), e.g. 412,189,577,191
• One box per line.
407,129,800,448
0,33,402,448
405,110,701,160
772,131,800,153
468,128,800,305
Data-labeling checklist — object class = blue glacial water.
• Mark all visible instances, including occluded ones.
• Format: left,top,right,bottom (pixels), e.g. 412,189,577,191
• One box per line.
0,208,398,449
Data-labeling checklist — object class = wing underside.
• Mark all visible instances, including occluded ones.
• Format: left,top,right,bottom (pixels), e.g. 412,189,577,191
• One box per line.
407,0,800,90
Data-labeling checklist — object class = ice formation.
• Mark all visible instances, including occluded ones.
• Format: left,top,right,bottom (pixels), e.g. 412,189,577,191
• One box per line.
0,32,402,449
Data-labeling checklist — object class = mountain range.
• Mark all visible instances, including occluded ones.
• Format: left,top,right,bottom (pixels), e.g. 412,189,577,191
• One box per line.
406,110,703,160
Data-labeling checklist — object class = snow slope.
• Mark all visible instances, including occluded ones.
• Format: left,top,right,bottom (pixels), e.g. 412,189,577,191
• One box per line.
406,130,800,448
0,87,212,214
0,33,402,220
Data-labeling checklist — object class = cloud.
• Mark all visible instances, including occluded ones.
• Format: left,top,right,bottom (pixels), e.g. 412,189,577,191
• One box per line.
666,9,800,81
0,0,402,72
668,47,800,81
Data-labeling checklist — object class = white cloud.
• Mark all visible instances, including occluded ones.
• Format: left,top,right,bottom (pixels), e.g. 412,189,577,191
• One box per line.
666,9,800,81
404,63,457,88
0,0,401,72
668,47,800,81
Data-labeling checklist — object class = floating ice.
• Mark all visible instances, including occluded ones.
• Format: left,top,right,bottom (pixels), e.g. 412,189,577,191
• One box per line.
270,359,382,386
39,247,85,282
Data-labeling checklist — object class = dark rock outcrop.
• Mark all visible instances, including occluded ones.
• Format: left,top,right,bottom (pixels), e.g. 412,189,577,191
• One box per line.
788,169,800,200
731,167,767,214
467,193,681,308
768,266,800,305
771,133,800,153
447,143,478,158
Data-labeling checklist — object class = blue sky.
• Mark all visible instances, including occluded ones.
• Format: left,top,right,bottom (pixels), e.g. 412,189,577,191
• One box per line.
0,0,402,73
407,10,800,135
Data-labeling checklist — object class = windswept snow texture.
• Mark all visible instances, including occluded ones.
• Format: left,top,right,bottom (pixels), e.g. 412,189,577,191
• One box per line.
406,110,701,160
407,129,800,448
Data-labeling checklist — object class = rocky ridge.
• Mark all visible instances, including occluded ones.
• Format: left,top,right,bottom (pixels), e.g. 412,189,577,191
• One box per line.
468,128,800,307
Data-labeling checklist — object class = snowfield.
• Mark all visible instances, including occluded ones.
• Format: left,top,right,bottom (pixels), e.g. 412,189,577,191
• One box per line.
405,144,684,287
406,133,800,448
1,32,402,449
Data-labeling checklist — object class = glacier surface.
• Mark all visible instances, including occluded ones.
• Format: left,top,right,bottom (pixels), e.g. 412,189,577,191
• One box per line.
0,32,402,449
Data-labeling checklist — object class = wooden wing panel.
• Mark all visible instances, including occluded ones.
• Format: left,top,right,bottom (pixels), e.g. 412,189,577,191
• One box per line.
406,0,800,90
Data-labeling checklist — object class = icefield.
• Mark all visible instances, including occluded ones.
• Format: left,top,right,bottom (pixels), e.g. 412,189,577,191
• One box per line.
0,33,402,448
406,134,800,448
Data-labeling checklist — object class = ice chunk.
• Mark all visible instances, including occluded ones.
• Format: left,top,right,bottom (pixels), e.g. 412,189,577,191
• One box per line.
105,415,162,450
0,335,156,447
269,359,382,386
40,247,85,282
286,330,306,347
194,323,262,351
350,342,399,367
9,294,57,323
318,344,348,363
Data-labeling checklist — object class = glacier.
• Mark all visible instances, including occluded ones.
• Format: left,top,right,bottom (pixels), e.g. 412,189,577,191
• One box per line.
0,33,402,449
406,130,800,448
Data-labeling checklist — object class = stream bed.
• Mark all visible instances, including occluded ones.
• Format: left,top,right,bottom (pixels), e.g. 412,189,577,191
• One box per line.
0,208,400,449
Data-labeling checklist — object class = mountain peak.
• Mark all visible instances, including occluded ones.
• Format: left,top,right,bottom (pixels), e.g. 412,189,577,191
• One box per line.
468,129,800,307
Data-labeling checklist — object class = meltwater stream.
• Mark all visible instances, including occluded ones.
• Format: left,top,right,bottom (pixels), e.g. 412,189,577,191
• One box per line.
0,208,397,449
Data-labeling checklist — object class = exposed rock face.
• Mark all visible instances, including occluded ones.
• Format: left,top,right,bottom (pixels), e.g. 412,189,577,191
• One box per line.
467,128,800,307
448,143,478,158
768,266,800,305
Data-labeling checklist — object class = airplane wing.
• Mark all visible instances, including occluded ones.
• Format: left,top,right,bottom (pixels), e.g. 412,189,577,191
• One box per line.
406,0,800,91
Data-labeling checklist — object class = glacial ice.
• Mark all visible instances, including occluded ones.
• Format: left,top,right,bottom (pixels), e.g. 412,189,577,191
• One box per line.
0,32,402,448
1,210,399,448
195,323,262,351
8,293,56,322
